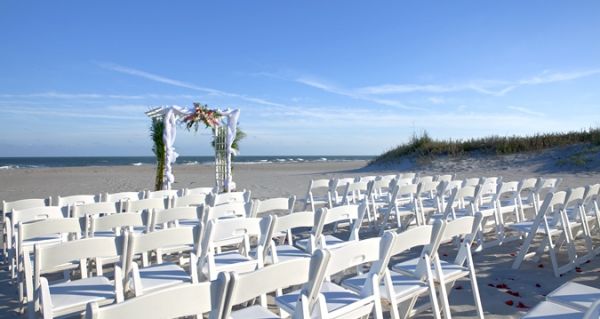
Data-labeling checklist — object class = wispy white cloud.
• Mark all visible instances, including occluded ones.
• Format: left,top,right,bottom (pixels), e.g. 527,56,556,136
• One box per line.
99,62,291,109
0,106,145,121
295,76,423,110
0,92,200,100
355,68,600,96
428,97,445,104
507,106,545,117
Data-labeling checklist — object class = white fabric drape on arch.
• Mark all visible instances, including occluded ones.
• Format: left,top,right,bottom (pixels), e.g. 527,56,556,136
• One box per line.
162,108,179,190
219,109,240,191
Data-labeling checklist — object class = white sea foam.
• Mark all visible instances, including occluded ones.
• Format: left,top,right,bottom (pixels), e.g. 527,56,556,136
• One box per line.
131,162,143,166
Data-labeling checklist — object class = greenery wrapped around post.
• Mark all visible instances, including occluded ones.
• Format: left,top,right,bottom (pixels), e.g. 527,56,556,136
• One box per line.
150,117,165,191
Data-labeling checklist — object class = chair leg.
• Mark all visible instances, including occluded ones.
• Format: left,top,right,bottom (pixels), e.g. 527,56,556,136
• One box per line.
467,252,484,319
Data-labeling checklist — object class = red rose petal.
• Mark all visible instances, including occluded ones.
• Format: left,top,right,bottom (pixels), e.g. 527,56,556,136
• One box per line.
505,300,514,306
517,302,529,309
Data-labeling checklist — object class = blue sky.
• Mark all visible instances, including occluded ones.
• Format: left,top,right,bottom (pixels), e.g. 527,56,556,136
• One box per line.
1,1,600,156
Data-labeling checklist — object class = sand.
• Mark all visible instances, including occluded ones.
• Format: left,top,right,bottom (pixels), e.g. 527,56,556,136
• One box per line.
2,157,600,318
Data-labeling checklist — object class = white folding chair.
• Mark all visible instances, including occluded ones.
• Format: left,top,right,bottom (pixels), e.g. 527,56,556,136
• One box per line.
102,192,143,211
303,178,333,212
196,216,272,281
295,203,367,253
6,207,65,280
224,258,312,319
263,212,313,264
72,202,120,237
249,196,295,218
17,218,81,315
33,237,125,319
330,177,357,207
276,238,384,319
510,191,578,277
124,227,197,296
123,198,168,228
150,206,202,231
57,194,99,218
393,214,485,319
85,273,228,319
476,181,521,248
343,222,446,319
515,177,540,218
379,183,419,234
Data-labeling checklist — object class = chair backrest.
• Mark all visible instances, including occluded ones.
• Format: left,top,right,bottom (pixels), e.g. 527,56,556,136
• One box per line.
537,177,563,199
90,213,144,236
11,206,64,225
307,178,331,192
342,181,372,205
204,202,251,223
325,237,381,276
564,187,586,209
171,194,207,208
208,191,251,206
436,174,455,183
583,184,600,206
3,197,51,215
72,201,119,218
198,216,272,258
124,198,168,214
151,206,202,230
418,180,440,196
103,191,143,203
85,273,229,319
125,227,196,273
224,258,311,318
417,175,435,184
495,181,520,199
57,194,98,207
145,189,179,199
462,177,483,187
250,196,295,218
183,186,216,196
271,211,315,234
387,220,447,279
442,214,483,266
18,218,81,258
35,236,123,277
359,175,378,182
401,172,417,180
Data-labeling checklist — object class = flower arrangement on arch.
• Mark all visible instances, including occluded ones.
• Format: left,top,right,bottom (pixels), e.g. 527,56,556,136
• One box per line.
183,102,222,131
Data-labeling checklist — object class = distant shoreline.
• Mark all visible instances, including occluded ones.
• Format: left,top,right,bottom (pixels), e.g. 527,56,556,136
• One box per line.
0,155,374,169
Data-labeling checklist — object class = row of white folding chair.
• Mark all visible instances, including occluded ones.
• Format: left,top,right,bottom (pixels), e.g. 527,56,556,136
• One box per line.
28,226,200,318
509,185,600,277
89,219,487,319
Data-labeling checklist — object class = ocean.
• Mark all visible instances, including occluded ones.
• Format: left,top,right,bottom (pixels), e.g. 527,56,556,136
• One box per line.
0,156,374,169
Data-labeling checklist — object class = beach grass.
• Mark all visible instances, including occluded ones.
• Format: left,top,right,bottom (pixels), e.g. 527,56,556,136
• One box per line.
371,127,600,165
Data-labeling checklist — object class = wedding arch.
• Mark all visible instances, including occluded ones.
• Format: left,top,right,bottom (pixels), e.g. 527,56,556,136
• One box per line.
145,103,241,193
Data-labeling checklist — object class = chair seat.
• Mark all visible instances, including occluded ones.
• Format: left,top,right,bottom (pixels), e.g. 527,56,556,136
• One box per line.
49,276,115,314
547,281,600,312
202,251,258,278
231,305,279,319
392,258,468,281
341,271,428,301
138,262,191,293
276,281,371,315
522,300,584,319
22,235,63,247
